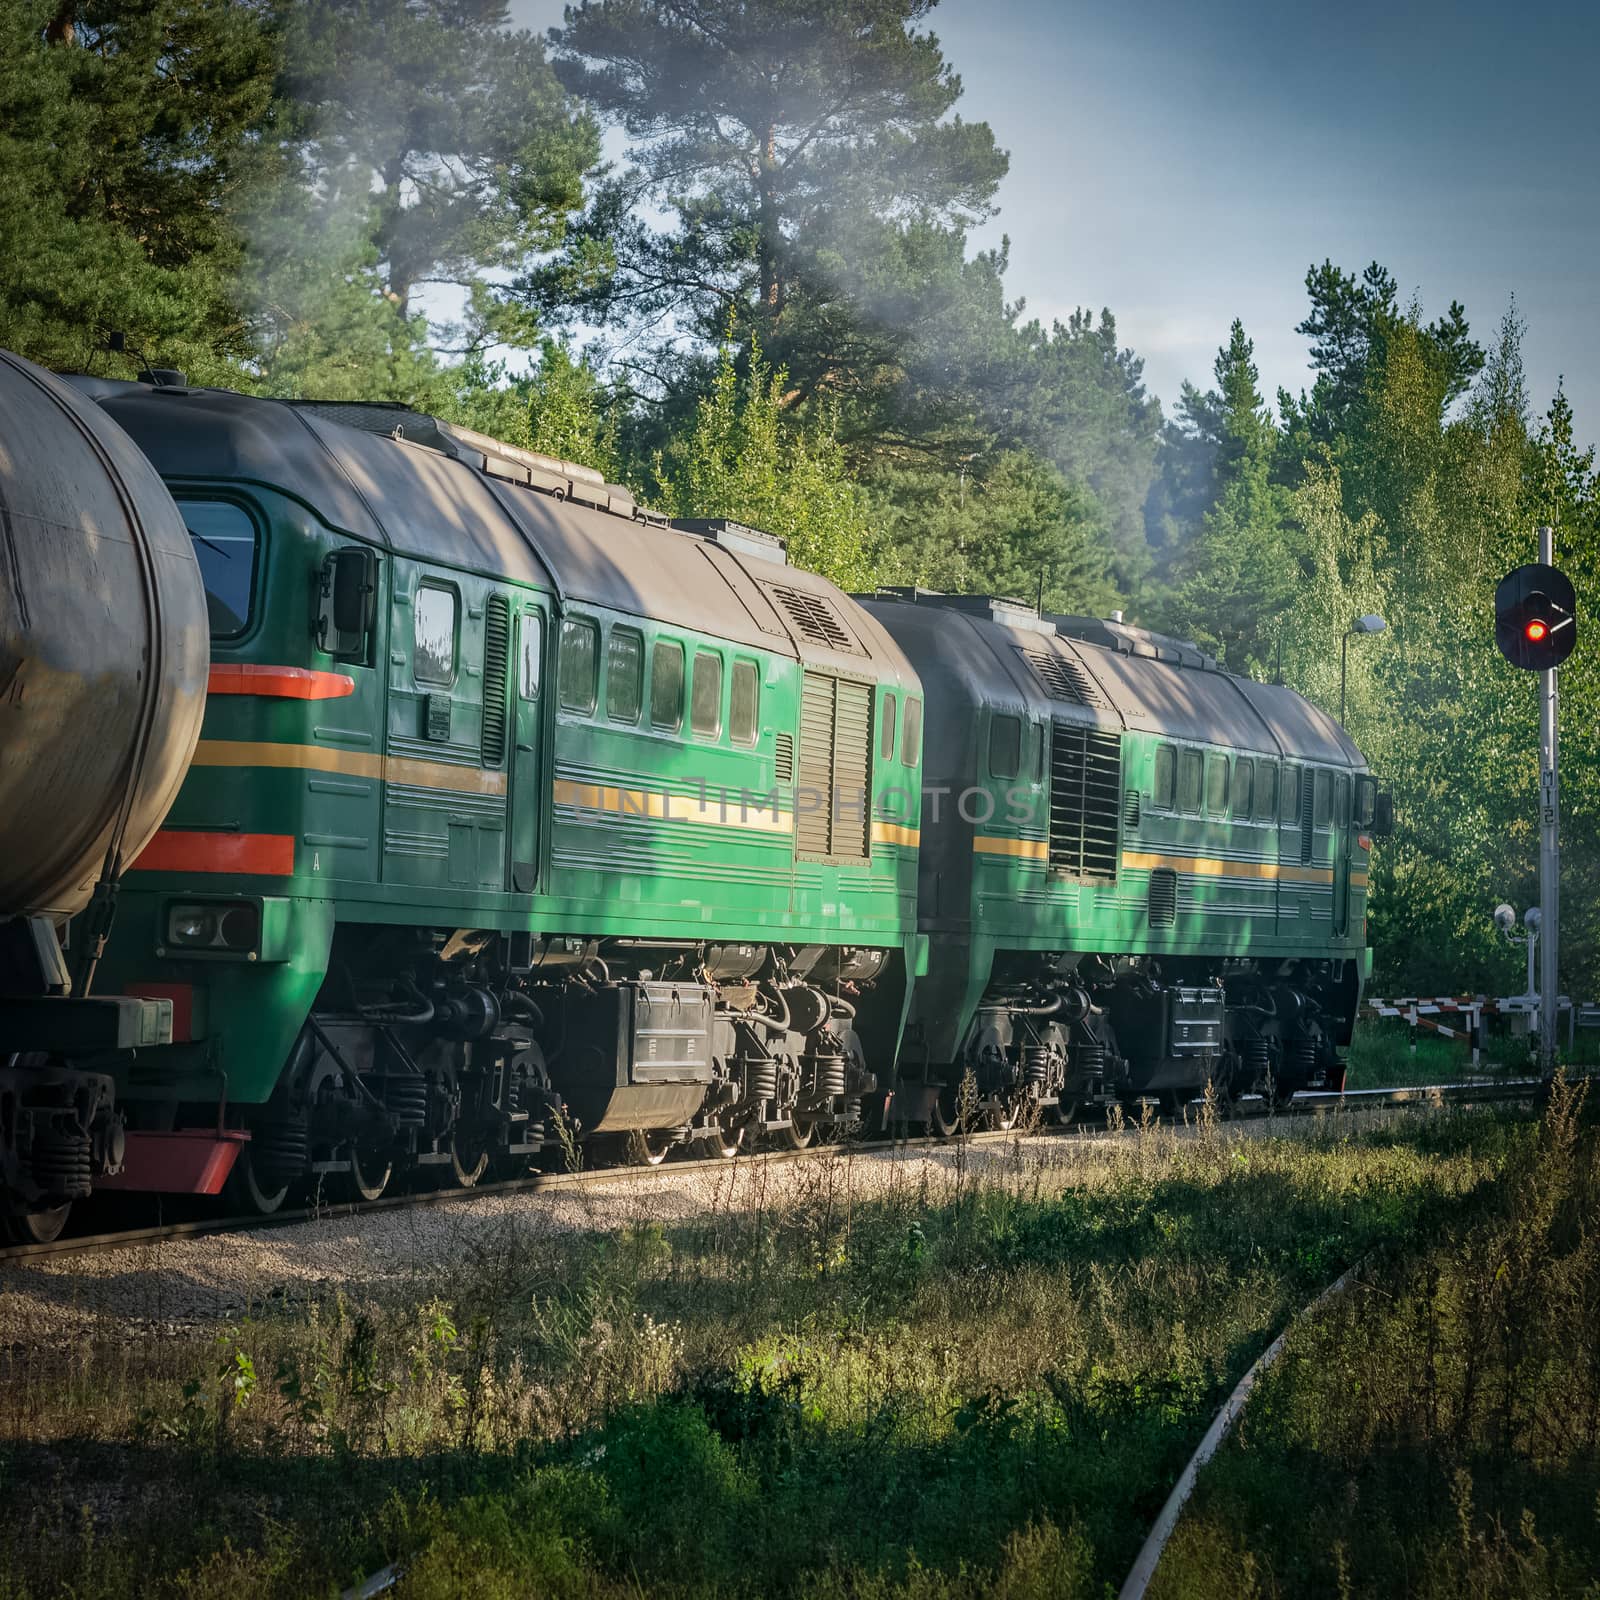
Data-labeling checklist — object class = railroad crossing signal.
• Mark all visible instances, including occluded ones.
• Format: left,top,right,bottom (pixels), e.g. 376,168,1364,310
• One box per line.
1495,561,1576,670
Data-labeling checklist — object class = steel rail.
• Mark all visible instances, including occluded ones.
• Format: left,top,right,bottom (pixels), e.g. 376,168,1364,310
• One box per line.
0,1077,1546,1268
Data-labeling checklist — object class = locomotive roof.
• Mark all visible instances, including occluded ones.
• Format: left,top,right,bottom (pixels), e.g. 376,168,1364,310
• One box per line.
77,380,913,688
859,590,1365,768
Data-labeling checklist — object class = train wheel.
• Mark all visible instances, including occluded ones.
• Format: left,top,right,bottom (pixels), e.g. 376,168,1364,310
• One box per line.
1049,1099,1079,1127
627,1130,674,1167
784,1117,816,1150
985,1099,1018,1133
448,1130,490,1188
698,1116,747,1160
346,1142,393,1203
228,1147,290,1217
928,1090,962,1139
4,1204,70,1245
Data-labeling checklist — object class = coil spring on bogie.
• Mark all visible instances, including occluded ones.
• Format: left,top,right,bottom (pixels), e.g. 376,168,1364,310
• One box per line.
742,1056,778,1104
30,1133,92,1198
809,1052,847,1101
1073,1042,1105,1084
381,1075,428,1127
1290,1035,1317,1081
1020,1045,1052,1090
1243,1036,1270,1084
252,1121,309,1185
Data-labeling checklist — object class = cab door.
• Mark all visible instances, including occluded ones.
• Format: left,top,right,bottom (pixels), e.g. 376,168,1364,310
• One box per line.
1332,772,1352,938
510,601,547,893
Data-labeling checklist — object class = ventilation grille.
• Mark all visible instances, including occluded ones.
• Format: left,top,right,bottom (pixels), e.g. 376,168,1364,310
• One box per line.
1048,723,1121,883
1300,773,1315,865
1124,787,1141,830
1018,645,1103,707
774,732,795,786
767,585,862,654
796,672,872,860
1148,868,1177,928
481,594,510,766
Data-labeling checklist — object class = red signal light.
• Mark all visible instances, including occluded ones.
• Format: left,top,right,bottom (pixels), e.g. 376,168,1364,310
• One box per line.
1525,618,1549,643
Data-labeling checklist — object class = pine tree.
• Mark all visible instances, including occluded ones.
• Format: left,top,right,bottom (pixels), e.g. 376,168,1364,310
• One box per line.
276,0,598,338
0,0,280,377
525,0,1007,414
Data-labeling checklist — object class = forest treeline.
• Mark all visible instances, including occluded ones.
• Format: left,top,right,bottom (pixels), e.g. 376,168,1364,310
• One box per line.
3,0,1596,998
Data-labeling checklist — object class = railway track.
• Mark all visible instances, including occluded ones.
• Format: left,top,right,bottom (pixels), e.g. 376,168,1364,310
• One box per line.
0,1078,1547,1267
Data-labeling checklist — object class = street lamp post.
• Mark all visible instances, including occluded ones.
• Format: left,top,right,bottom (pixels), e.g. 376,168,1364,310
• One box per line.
1340,614,1387,726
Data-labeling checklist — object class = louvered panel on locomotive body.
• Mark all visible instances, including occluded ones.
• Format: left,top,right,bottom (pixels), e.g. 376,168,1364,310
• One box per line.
1015,639,1123,886
1047,724,1122,883
795,669,874,862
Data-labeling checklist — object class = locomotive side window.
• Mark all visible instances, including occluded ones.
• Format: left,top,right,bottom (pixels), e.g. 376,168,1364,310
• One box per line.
519,612,542,699
691,650,723,738
1256,761,1279,821
1178,748,1202,813
989,714,1022,779
880,694,897,760
1205,754,1229,816
606,627,644,724
1281,766,1300,824
179,499,258,637
558,616,599,714
902,697,923,766
1314,769,1332,829
651,640,685,732
414,585,458,686
731,660,759,745
1153,745,1175,809
1335,773,1350,828
1235,757,1254,819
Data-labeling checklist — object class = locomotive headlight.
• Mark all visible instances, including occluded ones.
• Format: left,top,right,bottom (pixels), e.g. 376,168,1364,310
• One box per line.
160,896,288,962
218,904,260,951
168,906,218,947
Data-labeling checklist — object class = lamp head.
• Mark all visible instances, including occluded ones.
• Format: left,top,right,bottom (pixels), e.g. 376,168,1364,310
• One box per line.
1352,614,1387,636
1493,903,1516,934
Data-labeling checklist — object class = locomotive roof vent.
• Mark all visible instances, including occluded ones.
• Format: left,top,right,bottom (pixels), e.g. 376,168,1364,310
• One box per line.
868,587,1054,636
671,517,788,565
1048,612,1220,672
283,400,668,526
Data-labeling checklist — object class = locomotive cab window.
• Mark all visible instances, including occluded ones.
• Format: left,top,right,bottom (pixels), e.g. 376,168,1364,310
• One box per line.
1234,758,1254,819
606,627,644,724
413,585,458,686
1355,775,1377,827
1314,769,1332,829
1281,766,1300,824
558,616,599,714
180,500,259,637
691,651,723,738
1178,748,1203,813
651,640,685,732
1335,773,1351,828
1153,745,1175,809
1205,754,1229,816
902,696,923,766
731,660,759,745
989,714,1022,779
880,694,897,760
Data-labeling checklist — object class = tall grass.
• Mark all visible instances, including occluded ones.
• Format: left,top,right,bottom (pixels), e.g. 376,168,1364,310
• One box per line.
1154,1075,1600,1598
0,1106,1545,1598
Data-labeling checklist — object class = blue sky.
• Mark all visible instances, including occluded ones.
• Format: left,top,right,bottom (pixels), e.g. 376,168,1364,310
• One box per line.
510,0,1600,441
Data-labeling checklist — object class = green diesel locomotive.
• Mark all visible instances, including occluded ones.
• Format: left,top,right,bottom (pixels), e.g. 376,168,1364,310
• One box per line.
0,370,1387,1235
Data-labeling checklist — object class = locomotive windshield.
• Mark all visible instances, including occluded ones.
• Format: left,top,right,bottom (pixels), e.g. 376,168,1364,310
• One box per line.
178,499,257,637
